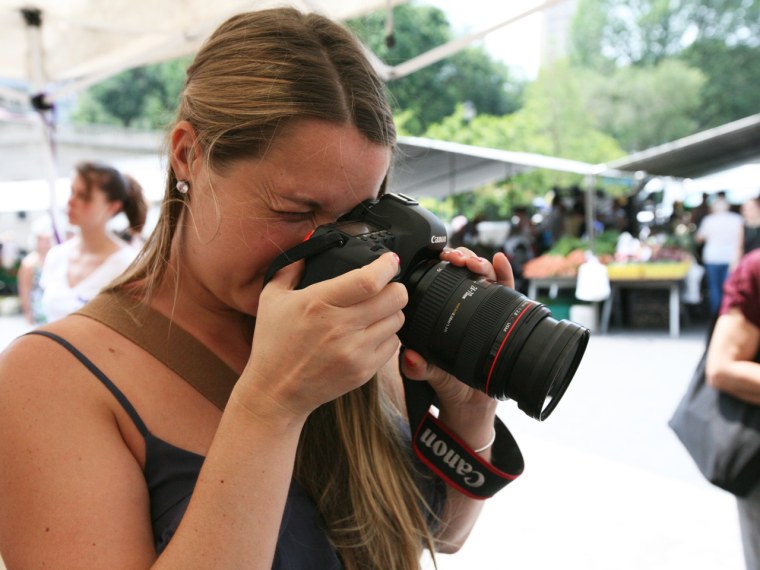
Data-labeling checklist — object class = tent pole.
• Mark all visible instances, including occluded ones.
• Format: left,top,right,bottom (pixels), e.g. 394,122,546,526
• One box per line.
385,0,567,80
21,7,62,244
33,103,62,244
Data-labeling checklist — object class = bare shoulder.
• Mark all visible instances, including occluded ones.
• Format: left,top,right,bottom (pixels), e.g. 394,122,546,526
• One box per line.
0,314,141,455
0,317,109,408
0,324,75,405
0,316,156,566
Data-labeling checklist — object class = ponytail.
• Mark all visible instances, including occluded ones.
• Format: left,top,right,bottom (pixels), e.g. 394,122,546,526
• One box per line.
121,174,148,237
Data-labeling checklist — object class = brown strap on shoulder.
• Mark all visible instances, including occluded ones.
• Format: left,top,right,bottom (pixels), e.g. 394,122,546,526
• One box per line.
76,291,239,410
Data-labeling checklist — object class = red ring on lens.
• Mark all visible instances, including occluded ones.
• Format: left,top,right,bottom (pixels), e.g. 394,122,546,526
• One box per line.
485,302,533,394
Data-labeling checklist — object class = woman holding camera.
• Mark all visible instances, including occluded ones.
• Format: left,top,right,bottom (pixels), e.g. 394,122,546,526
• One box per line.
0,9,515,569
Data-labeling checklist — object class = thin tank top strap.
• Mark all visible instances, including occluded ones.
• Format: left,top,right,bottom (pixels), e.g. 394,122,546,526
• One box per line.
26,330,150,437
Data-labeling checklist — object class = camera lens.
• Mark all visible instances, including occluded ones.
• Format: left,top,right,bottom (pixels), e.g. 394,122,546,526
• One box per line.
399,261,589,420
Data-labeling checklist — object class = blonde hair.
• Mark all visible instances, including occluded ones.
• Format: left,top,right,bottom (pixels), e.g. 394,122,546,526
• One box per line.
110,8,439,569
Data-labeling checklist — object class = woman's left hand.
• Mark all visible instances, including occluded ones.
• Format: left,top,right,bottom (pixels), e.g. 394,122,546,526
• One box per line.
400,248,514,429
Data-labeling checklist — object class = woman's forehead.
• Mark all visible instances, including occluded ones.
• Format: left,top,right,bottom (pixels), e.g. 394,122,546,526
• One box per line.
234,120,391,202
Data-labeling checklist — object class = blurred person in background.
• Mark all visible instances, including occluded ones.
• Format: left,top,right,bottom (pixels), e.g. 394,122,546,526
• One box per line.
739,194,760,258
706,247,760,570
692,192,711,228
540,192,566,251
39,161,146,322
695,196,743,314
17,217,53,324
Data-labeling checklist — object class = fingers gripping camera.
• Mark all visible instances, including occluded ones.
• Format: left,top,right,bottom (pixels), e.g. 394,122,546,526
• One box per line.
266,193,589,421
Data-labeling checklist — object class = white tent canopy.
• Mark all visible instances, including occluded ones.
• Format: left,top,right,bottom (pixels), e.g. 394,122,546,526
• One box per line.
394,136,631,199
0,0,568,106
0,0,409,105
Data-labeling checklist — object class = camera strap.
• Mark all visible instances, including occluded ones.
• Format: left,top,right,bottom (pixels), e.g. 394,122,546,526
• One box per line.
400,349,524,500
263,231,346,286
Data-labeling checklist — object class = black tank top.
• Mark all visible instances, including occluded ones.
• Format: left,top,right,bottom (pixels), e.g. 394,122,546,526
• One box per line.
28,330,343,568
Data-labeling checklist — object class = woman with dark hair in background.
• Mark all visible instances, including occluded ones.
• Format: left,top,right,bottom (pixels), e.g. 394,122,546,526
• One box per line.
38,161,147,322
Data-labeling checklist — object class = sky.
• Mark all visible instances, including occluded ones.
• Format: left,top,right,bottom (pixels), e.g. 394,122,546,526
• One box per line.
425,0,545,79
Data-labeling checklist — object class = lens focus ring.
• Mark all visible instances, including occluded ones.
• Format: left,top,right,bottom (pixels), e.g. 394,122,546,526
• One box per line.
454,287,518,393
402,264,465,357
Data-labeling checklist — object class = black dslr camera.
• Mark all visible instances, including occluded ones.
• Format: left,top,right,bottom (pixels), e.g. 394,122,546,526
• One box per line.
266,193,589,420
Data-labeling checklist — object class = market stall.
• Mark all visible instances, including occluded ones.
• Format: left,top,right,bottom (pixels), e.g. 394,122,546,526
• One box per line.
523,231,695,337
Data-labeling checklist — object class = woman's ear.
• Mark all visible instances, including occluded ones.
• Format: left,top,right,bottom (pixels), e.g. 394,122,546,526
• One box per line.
170,120,199,180
107,198,124,219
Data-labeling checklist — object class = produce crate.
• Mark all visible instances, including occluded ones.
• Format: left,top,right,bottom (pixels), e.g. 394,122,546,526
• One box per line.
606,263,645,280
538,293,575,321
639,261,691,279
624,289,669,328
606,261,691,280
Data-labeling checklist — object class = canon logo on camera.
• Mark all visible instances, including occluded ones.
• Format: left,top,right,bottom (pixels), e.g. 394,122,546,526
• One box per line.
418,427,485,488
430,235,447,244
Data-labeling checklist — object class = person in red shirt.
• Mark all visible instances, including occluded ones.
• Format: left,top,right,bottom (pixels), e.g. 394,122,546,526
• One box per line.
706,248,760,569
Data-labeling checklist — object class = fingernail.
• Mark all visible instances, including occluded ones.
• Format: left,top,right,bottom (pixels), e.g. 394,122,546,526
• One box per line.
392,253,401,277
403,352,415,368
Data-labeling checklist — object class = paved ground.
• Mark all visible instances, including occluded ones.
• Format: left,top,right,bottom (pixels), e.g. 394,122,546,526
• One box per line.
423,326,745,570
0,315,747,569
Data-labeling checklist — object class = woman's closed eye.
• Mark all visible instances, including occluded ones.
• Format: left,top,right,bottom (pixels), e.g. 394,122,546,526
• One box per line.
272,210,314,221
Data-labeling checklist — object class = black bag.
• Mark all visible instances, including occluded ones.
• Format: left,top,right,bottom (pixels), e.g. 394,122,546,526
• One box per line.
668,347,760,496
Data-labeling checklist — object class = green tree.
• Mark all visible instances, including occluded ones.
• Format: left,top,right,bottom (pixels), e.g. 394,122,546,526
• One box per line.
349,4,524,135
568,0,760,145
570,0,760,69
585,59,705,151
73,57,189,129
419,60,627,217
681,39,760,129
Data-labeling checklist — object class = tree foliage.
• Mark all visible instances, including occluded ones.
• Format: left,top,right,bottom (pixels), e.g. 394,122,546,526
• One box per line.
570,0,760,69
419,61,627,220
72,57,189,129
584,59,705,151
681,39,760,129
348,4,524,135
570,0,760,129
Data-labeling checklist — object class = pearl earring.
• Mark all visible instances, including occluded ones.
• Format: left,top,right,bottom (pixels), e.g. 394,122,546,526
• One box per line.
176,180,190,194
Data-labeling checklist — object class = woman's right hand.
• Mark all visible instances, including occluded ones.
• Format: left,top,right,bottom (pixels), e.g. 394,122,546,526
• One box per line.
236,251,407,421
